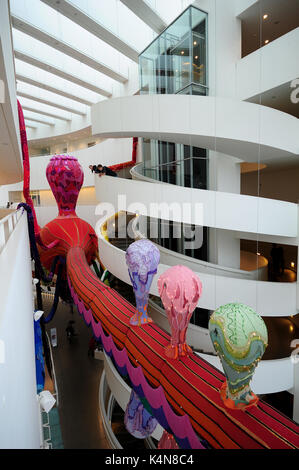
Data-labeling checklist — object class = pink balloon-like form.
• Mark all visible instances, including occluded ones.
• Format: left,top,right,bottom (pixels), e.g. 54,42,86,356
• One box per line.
158,265,202,359
46,155,84,217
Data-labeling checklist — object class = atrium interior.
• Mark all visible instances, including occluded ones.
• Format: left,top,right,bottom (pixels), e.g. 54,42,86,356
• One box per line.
0,0,299,451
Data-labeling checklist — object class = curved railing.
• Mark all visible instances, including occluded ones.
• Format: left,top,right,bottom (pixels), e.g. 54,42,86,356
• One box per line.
0,210,22,253
130,211,265,281
97,210,297,317
91,95,299,163
96,173,298,238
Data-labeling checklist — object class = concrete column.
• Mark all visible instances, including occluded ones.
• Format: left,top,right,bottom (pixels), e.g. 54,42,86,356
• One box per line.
208,152,241,269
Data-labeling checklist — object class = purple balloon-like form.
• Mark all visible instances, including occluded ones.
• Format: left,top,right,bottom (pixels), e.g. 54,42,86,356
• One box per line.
126,239,160,326
124,390,158,439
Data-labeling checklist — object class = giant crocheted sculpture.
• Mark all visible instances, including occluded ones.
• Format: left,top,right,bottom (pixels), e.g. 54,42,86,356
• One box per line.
17,99,299,449
209,303,268,410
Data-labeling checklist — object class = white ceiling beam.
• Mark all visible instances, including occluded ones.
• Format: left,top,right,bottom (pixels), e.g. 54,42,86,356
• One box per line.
23,115,54,126
24,123,37,129
41,0,139,63
17,91,86,116
15,50,112,97
21,105,71,122
11,14,128,83
120,0,167,34
16,73,93,106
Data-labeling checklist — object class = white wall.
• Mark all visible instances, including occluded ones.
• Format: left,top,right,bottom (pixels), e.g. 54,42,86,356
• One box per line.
0,213,40,448
236,28,299,100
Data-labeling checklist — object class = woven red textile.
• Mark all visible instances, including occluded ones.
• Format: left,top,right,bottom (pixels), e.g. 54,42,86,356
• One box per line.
17,100,39,234
65,244,299,449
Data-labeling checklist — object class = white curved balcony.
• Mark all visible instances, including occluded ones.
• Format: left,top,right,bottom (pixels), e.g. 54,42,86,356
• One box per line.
97,215,297,317
91,94,299,164
95,174,298,238
130,209,267,282
236,27,299,101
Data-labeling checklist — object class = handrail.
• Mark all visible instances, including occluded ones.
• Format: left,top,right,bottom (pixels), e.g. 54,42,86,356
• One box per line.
0,209,22,253
130,214,255,280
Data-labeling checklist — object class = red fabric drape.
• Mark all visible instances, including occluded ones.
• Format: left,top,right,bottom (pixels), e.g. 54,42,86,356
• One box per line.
17,100,40,234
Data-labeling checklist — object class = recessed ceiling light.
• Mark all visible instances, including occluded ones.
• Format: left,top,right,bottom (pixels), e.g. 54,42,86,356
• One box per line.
263,14,268,20
193,41,197,45
181,51,184,55
264,39,269,44
195,56,198,59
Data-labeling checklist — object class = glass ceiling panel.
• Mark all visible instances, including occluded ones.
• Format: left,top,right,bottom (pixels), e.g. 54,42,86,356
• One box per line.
17,81,88,113
15,56,105,104
69,0,156,52
145,0,193,25
13,30,114,97
10,0,133,76
22,110,55,125
18,96,72,119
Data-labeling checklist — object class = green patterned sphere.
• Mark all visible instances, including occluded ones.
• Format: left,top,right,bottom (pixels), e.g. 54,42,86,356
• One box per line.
209,303,268,410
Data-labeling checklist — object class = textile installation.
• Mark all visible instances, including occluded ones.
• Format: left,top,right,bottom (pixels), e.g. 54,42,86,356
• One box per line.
17,102,299,449
126,239,160,326
34,316,45,394
158,265,202,359
124,390,158,438
209,303,268,410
